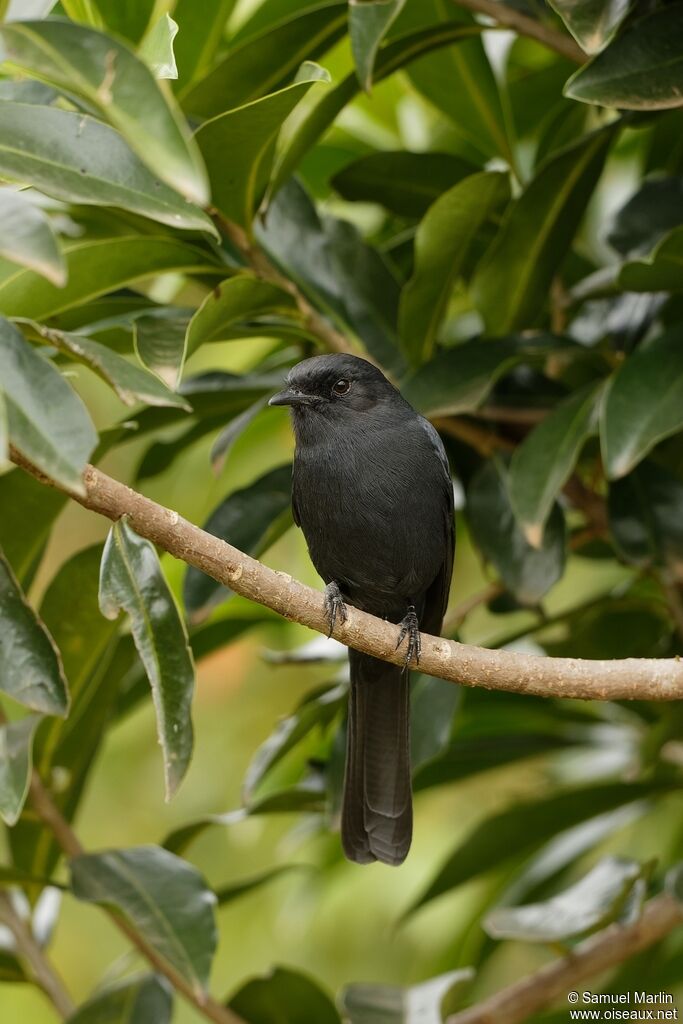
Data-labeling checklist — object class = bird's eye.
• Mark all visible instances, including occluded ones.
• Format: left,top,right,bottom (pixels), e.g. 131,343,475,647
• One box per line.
332,378,351,396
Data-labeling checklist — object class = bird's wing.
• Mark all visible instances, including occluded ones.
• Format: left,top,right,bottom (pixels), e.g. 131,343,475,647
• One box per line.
419,417,455,635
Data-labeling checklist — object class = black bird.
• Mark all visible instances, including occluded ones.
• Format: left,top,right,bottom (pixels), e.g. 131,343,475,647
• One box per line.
269,354,454,865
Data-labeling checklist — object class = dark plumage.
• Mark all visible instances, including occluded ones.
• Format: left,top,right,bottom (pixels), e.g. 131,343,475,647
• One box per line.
269,354,454,865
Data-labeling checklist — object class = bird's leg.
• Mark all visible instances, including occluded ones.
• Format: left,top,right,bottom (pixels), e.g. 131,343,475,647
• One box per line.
324,581,348,637
396,605,421,667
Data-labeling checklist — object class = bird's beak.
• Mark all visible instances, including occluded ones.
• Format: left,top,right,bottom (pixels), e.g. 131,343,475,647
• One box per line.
268,388,315,408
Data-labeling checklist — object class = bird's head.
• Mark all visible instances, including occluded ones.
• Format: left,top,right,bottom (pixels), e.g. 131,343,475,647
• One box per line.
268,354,398,423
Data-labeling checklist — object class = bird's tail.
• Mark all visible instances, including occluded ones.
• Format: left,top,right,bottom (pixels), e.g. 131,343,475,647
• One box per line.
341,649,412,866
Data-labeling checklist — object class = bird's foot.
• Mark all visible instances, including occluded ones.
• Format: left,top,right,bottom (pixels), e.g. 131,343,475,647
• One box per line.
324,581,348,637
396,605,421,667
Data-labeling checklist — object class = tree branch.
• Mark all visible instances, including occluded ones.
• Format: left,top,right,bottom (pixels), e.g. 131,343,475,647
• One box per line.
10,449,683,702
208,208,355,356
447,893,683,1024
0,888,75,1019
26,773,245,1024
451,0,587,64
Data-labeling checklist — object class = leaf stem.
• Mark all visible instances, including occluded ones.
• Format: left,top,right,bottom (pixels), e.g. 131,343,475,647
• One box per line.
450,0,587,64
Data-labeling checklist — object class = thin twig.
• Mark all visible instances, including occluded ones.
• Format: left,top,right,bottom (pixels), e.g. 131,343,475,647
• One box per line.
447,893,683,1024
25,773,246,1024
0,889,75,1019
451,0,587,64
209,208,354,355
10,448,683,702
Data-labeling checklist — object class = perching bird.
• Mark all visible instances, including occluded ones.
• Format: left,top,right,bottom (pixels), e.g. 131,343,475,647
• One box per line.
269,354,454,865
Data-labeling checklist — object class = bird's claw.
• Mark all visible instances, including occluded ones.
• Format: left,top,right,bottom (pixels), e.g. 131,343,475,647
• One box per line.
324,582,348,637
396,605,421,667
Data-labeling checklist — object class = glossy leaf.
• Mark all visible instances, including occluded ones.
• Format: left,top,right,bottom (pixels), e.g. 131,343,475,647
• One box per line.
466,459,565,605
9,546,121,884
472,128,615,334
228,966,341,1024
331,150,478,218
608,461,683,566
399,171,510,364
186,275,298,357
99,518,195,798
484,857,647,942
195,62,330,228
342,971,473,1024
601,326,683,479
183,465,293,619
242,683,346,801
410,675,461,772
172,0,238,91
139,14,178,80
0,318,97,493
400,336,559,416
0,715,41,826
0,189,65,286
0,19,209,203
411,781,671,913
0,104,216,236
618,225,683,293
67,974,172,1024
0,552,68,716
70,847,217,996
509,384,602,546
547,0,633,53
181,2,346,117
133,313,190,391
565,8,683,110
607,177,683,257
0,237,220,320
37,327,191,410
258,179,404,372
349,0,406,91
269,21,485,198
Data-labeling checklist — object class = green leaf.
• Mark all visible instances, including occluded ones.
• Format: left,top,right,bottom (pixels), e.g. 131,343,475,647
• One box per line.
8,546,121,883
70,846,217,997
242,683,346,802
0,470,65,584
399,171,510,364
607,177,683,257
180,2,346,117
0,318,97,493
215,865,310,907
349,0,406,91
269,21,484,199
565,8,683,110
183,464,293,619
99,518,195,798
195,62,330,228
0,103,217,237
547,0,634,53
484,857,647,942
0,390,7,467
0,551,69,716
618,225,683,293
186,275,298,357
410,675,461,772
341,969,474,1024
400,336,561,416
172,0,238,92
331,150,478,219
228,966,341,1024
139,14,178,80
89,0,156,43
601,326,683,479
133,313,190,391
0,188,65,286
410,781,671,913
0,19,209,204
0,236,220,320
466,459,566,605
509,384,602,546
258,179,404,372
472,128,615,334
67,974,172,1024
608,461,683,566
0,715,41,826
33,326,191,410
